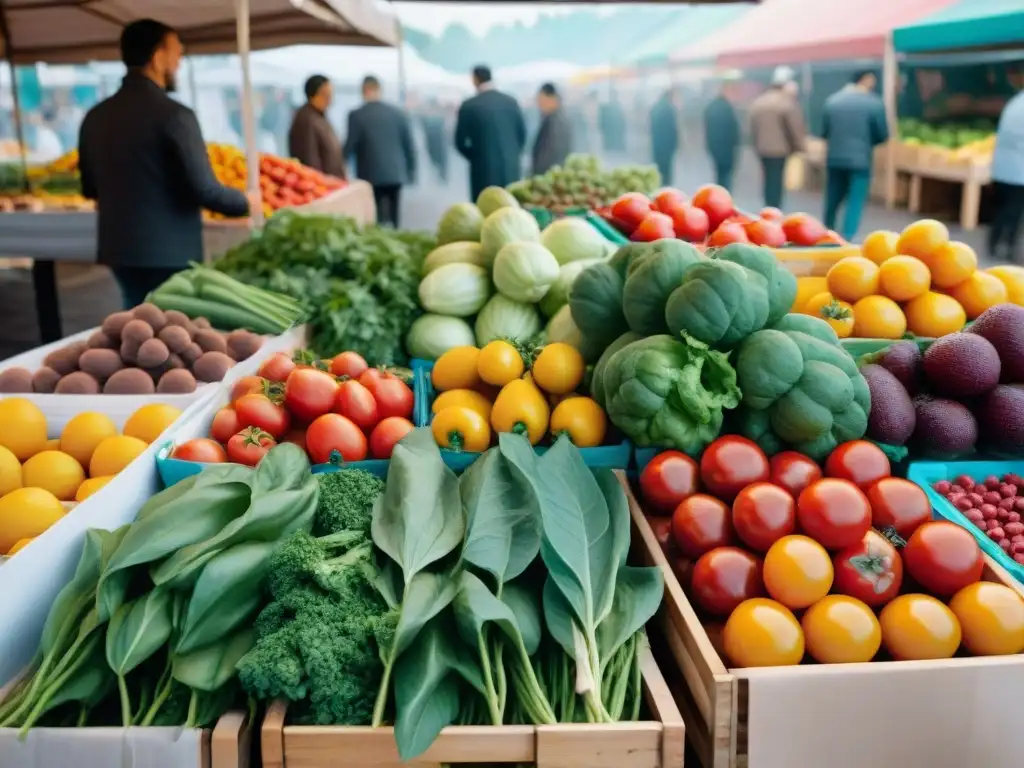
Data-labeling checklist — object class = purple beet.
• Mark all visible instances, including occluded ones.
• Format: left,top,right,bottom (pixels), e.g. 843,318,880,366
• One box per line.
861,363,916,446
968,304,1024,384
912,396,978,458
922,332,1001,398
976,385,1024,452
867,341,923,395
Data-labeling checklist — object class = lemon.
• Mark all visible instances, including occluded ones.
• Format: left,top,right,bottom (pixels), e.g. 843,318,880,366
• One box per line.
0,487,65,552
60,412,118,468
6,537,33,556
44,438,61,451
0,398,48,461
0,446,21,497
75,475,114,502
89,435,148,477
22,450,87,501
123,404,183,445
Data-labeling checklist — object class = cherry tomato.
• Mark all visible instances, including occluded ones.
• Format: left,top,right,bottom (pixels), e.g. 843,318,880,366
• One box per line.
690,546,764,616
723,598,804,668
285,368,339,423
796,479,871,550
903,521,984,597
949,582,1024,656
639,451,700,515
369,416,415,459
866,477,931,538
171,438,227,463
358,367,390,391
825,440,890,490
334,379,379,430
230,375,266,403
282,428,307,454
305,413,368,464
329,351,369,380
732,482,796,552
801,595,881,664
700,436,770,501
879,594,961,660
832,530,903,607
769,451,822,497
258,352,296,383
369,377,415,420
648,516,674,554
210,407,241,444
227,427,276,466
671,494,733,558
234,393,291,438
763,535,834,609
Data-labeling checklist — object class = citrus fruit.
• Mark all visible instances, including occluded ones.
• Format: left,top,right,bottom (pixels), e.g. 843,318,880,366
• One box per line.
7,537,33,556
89,435,148,477
0,487,65,552
75,475,114,502
903,292,967,337
791,276,829,313
21,450,86,501
44,438,60,451
860,230,900,265
852,296,907,339
0,398,48,461
949,582,1024,656
803,292,854,338
827,257,880,303
896,218,949,262
878,255,930,301
59,412,118,468
123,403,183,444
723,598,804,668
927,241,977,289
949,271,1009,320
801,595,882,664
0,445,21,497
986,265,1024,305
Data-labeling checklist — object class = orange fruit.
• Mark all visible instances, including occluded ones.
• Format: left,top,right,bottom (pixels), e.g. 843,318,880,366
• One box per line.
826,257,880,303
21,451,86,501
792,276,829,313
804,292,854,338
861,230,900,265
75,475,114,502
948,582,1024,656
949,272,1009,320
59,412,118,468
903,292,967,337
927,241,978,289
89,435,148,478
896,219,950,262
878,255,931,302
0,487,65,553
852,296,907,339
987,265,1024,306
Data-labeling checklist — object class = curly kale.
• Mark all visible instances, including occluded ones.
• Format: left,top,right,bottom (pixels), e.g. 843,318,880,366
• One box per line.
314,470,383,536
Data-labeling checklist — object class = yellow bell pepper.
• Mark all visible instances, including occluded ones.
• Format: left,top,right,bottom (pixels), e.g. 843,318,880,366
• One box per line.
432,346,481,391
431,389,493,421
432,406,491,453
531,343,584,395
477,340,525,386
550,397,607,448
491,378,550,445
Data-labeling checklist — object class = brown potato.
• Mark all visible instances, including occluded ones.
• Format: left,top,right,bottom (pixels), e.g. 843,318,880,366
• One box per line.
158,325,192,355
0,367,33,392
101,311,133,340
156,369,198,394
194,329,228,354
164,310,191,327
136,338,170,369
44,341,87,376
131,303,167,332
180,343,203,366
121,319,155,346
86,331,116,350
192,351,234,382
103,368,155,395
78,348,124,381
31,367,61,393
55,371,101,394
192,317,212,330
226,330,262,361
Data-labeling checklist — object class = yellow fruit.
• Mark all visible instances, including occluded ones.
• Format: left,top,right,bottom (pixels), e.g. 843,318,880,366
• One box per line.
59,412,118,468
0,487,65,552
904,292,967,338
878,255,931,302
531,343,585,395
22,451,86,501
860,230,900,265
89,435,148,477
827,257,880,303
803,292,854,338
431,389,493,421
896,219,950,262
0,398,48,461
477,340,526,387
852,296,907,339
0,445,21,497
75,475,114,502
949,272,1009,320
123,403,183,444
987,265,1024,306
927,241,977,289
44,438,61,451
7,537,33,556
792,276,829,313
432,346,482,392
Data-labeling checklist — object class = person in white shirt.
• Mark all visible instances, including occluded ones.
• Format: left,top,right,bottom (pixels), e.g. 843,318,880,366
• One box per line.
991,90,1024,263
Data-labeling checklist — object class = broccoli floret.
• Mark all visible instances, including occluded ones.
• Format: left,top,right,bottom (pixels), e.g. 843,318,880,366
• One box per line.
267,529,365,600
314,470,383,536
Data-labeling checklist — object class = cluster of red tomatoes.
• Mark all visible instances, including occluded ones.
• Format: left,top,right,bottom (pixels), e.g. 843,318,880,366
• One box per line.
170,350,415,467
640,436,1024,668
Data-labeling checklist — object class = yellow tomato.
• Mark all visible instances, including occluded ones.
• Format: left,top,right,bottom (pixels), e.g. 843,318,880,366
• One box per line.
903,292,967,337
927,241,977,289
75,475,114,502
0,445,21,497
432,346,482,392
491,378,550,445
987,265,1024,306
763,535,834,610
803,292,854,338
852,296,907,339
0,398,47,461
878,255,931,302
0,487,65,553
801,595,882,664
880,594,961,661
59,412,118,468
949,271,1009,320
791,276,829,313
89,435,148,477
21,451,85,501
6,537,33,556
432,406,491,453
827,256,880,303
896,218,950,262
431,389,493,421
123,403,183,445
949,582,1024,656
477,340,526,387
723,598,805,668
531,343,585,395
549,397,607,448
860,229,900,266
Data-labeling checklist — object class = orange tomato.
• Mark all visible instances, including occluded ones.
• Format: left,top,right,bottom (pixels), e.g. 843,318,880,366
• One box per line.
896,218,949,262
763,535,834,610
827,257,880,303
791,276,829,313
927,241,977,289
986,265,1024,306
879,594,961,660
948,582,1024,656
903,291,966,337
949,271,1009,320
803,292,854,338
723,598,805,668
852,296,907,339
860,230,900,265
878,255,930,302
801,595,882,663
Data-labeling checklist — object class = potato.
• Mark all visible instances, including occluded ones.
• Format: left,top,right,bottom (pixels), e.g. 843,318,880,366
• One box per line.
103,368,155,395
164,310,191,327
180,343,203,366
55,371,101,394
0,367,33,392
87,330,116,350
226,330,262,361
156,369,198,394
192,317,212,330
158,325,192,354
165,353,185,370
121,319,155,346
78,349,124,381
44,341,87,376
194,329,228,354
101,311,133,340
31,367,61,393
137,338,170,369
132,303,167,332
192,351,234,382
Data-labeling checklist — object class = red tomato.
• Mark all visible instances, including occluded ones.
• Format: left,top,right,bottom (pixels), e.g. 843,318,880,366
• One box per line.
305,413,368,464
369,416,415,459
825,441,890,490
781,213,827,247
745,219,787,247
610,193,652,234
691,547,764,616
284,368,339,423
816,231,845,245
903,521,984,597
796,479,872,550
639,451,700,515
652,188,687,214
769,451,822,497
691,184,734,231
358,367,390,391
669,554,695,593
648,516,675,553
282,428,307,454
669,203,710,243
867,478,931,538
707,221,750,247
329,351,368,380
230,375,266,403
732,482,796,552
700,436,770,502
227,427,276,466
630,211,676,242
171,438,227,463
671,494,733,558
759,207,783,221
334,379,379,430
210,407,241,444
257,352,296,383
371,377,415,420
833,530,904,607
234,393,291,438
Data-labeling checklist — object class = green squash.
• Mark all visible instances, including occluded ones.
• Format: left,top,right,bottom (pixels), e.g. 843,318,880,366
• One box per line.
568,262,628,343
714,243,797,326
622,241,703,336
664,260,770,350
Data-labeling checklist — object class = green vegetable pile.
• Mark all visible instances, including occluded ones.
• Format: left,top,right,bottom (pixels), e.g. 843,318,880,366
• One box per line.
506,154,661,212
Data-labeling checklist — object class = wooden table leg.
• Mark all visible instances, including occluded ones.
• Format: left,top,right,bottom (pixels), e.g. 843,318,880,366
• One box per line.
908,175,922,214
31,259,62,344
961,181,981,231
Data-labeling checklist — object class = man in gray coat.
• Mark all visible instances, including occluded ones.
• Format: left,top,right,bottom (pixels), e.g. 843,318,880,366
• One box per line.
532,83,572,175
748,67,806,209
345,75,417,228
289,75,346,179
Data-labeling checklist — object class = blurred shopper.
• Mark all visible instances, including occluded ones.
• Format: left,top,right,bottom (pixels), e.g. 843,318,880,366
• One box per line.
600,93,627,154
455,65,526,200
650,88,680,187
421,98,449,184
344,75,417,228
289,75,346,179
703,82,741,191
822,70,888,241
532,83,572,175
991,88,1024,263
749,67,806,209
28,109,63,159
78,19,250,308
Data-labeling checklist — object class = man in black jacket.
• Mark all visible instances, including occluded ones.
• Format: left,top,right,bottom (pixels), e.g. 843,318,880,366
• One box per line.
703,85,741,191
455,65,526,201
78,19,250,307
532,83,572,175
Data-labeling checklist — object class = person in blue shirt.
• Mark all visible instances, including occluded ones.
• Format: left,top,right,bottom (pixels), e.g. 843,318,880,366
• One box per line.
991,90,1024,263
821,70,888,241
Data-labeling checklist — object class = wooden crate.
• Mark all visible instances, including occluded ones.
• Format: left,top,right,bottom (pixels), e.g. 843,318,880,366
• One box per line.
771,244,860,277
627,482,1024,768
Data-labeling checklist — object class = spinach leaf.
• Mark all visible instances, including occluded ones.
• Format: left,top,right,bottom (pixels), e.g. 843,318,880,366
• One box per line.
595,566,663,668
105,589,175,678
172,627,256,693
501,580,542,656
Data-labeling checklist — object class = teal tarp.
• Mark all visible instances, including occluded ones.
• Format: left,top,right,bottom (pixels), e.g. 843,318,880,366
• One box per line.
893,0,1024,53
624,6,749,66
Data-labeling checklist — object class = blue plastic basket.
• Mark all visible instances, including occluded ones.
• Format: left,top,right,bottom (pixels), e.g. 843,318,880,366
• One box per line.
907,459,1024,585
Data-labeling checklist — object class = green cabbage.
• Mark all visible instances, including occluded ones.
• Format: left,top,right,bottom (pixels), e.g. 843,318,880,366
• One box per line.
480,207,541,266
540,217,614,265
538,258,601,318
417,263,492,317
476,186,521,217
436,203,484,245
493,242,559,304
406,314,476,360
474,294,542,346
